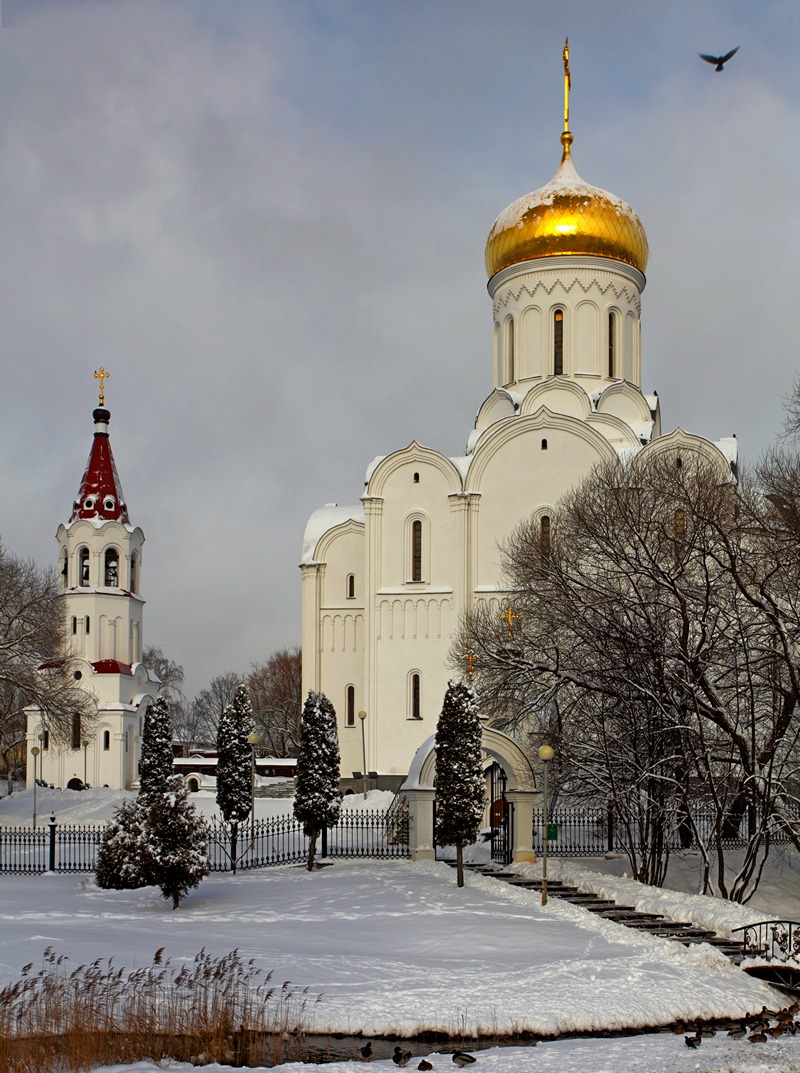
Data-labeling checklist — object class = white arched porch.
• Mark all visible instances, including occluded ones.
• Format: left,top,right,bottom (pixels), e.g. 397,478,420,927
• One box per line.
400,728,539,863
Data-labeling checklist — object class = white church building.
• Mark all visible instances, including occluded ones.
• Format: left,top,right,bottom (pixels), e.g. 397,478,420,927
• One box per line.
26,393,158,791
301,112,737,785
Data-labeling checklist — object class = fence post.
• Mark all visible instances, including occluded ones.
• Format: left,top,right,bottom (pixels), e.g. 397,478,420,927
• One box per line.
607,805,614,853
48,815,57,872
321,825,328,858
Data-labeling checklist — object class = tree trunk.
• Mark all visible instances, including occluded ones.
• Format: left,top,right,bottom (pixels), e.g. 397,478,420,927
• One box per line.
307,829,318,871
456,842,464,888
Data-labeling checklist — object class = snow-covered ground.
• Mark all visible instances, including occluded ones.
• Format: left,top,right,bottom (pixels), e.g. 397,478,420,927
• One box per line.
1,788,799,1071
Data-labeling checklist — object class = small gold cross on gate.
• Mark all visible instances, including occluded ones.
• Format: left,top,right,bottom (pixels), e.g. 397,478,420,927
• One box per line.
94,367,109,406
501,605,519,637
465,649,477,676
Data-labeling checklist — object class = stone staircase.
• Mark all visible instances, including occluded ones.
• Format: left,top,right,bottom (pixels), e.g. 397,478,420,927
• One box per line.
471,867,744,962
254,779,296,799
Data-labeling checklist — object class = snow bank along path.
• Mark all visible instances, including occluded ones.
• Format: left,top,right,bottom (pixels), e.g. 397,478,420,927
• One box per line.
0,857,786,1041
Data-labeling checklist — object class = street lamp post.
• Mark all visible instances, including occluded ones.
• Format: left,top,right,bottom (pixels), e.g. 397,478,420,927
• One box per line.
38,733,45,785
82,739,89,787
537,744,555,906
246,731,259,822
31,746,40,830
358,711,368,799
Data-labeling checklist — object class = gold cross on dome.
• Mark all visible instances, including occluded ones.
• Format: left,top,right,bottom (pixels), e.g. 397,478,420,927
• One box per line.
501,605,519,637
562,38,571,132
94,367,109,406
465,649,477,676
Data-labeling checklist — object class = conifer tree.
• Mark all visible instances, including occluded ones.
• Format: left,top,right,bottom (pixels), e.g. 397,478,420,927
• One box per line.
138,696,174,801
97,694,174,891
293,691,341,871
216,683,254,874
95,798,150,890
145,775,210,908
434,680,485,887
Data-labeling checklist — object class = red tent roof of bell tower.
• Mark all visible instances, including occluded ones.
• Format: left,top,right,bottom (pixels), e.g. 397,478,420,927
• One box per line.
69,407,131,524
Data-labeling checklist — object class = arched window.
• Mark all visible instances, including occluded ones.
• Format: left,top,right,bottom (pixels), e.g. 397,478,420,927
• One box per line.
79,547,90,587
104,548,119,587
71,713,81,751
540,515,551,558
60,550,68,588
608,310,617,378
346,686,355,727
130,552,139,594
43,730,49,751
410,673,422,720
346,574,355,600
541,438,548,451
103,730,110,751
505,316,515,382
553,310,564,375
411,519,423,582
413,472,420,484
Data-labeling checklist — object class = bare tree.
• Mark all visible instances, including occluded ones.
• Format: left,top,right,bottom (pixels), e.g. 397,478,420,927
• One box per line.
248,648,302,756
181,672,242,749
456,451,800,901
0,542,92,772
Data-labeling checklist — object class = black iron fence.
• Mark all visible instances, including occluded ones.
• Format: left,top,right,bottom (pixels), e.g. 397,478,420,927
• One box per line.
0,806,411,877
532,805,799,858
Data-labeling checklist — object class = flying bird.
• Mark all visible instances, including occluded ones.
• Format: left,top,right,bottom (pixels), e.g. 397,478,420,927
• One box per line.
699,46,739,71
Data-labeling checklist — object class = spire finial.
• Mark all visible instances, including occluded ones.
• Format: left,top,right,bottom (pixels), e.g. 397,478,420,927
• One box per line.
94,366,109,406
560,38,574,162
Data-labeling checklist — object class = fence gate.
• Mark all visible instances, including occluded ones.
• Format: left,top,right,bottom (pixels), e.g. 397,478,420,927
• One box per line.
489,763,513,865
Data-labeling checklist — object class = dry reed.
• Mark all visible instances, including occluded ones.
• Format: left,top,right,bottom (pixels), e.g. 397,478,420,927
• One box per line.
0,945,319,1072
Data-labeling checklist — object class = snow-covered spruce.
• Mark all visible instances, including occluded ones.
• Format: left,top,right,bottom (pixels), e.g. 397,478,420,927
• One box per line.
216,682,255,874
434,679,485,887
138,695,174,802
293,690,341,871
95,798,150,890
97,694,177,891
144,776,210,909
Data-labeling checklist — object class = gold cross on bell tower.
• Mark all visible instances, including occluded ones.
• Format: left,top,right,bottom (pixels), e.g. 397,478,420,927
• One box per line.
562,37,571,133
501,605,519,637
94,367,109,406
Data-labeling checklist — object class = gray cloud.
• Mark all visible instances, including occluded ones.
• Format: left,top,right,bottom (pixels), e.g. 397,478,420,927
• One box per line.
1,1,799,696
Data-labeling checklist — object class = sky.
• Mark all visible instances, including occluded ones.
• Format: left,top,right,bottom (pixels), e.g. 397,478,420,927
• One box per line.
1,1,799,699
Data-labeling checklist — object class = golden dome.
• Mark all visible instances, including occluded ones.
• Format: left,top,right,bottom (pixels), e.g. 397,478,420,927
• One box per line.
485,132,648,279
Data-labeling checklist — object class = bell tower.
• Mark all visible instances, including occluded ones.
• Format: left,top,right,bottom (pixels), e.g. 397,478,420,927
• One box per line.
27,372,158,791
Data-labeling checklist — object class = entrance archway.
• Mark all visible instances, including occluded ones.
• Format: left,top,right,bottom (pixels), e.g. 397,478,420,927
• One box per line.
400,728,539,863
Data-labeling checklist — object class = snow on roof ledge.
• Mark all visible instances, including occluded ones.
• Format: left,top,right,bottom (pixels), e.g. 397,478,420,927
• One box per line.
714,436,738,465
301,503,365,564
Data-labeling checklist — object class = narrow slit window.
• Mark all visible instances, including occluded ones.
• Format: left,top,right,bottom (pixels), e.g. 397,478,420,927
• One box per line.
72,616,77,635
553,310,564,375
411,520,423,582
541,438,548,451
411,673,421,719
130,553,138,594
103,730,110,751
346,574,355,600
506,316,515,382
540,515,551,558
346,686,355,727
85,616,90,635
608,310,617,377
71,713,81,751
